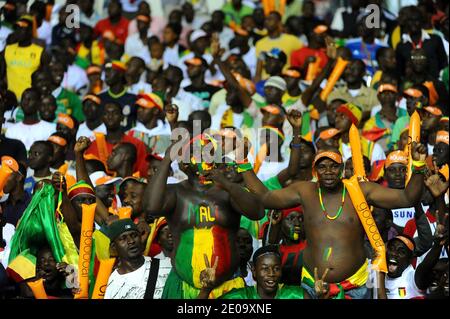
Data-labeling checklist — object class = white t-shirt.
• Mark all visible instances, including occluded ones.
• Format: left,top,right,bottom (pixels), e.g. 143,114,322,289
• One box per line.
124,32,153,65
341,140,386,165
391,207,416,228
153,252,172,299
385,265,424,299
163,45,182,67
37,20,52,47
5,121,56,151
0,25,12,52
76,122,107,141
62,64,89,94
104,256,151,299
128,81,153,96
211,103,245,131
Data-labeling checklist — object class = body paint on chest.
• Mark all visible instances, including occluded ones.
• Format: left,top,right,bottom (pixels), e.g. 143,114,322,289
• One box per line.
187,202,219,226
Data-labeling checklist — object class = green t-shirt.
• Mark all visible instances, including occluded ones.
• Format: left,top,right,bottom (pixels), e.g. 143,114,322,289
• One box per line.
220,285,305,299
222,2,254,26
239,176,283,238
391,114,410,145
14,88,84,123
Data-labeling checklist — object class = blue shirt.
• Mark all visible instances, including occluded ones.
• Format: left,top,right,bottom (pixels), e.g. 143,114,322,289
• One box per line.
346,39,385,76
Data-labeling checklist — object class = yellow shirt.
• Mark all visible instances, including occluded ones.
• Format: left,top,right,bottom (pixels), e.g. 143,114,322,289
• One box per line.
255,33,302,79
5,43,43,100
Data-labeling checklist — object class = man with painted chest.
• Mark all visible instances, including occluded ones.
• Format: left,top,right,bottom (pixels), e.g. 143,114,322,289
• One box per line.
143,134,265,299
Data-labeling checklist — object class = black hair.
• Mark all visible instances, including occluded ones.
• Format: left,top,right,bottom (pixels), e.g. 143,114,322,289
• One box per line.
212,10,225,20
375,47,392,62
165,23,182,38
31,140,54,156
252,245,281,265
30,0,46,21
85,159,106,175
268,11,282,21
116,142,137,163
21,87,41,101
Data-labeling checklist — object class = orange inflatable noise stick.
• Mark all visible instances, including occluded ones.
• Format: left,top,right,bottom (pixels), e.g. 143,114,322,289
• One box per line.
118,207,132,219
320,57,349,101
406,111,421,185
343,176,387,273
0,165,13,197
27,278,48,299
305,56,321,81
349,124,366,179
91,258,116,299
253,143,268,174
74,203,97,299
94,132,109,165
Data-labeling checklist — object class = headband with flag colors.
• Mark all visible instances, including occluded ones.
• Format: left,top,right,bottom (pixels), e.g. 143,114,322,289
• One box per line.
136,93,164,111
393,236,414,252
262,125,285,141
67,181,95,200
282,69,301,78
57,114,75,129
83,94,101,105
105,60,127,72
423,106,443,117
377,83,398,94
403,88,422,98
48,135,67,147
440,116,449,123
336,103,363,126
436,130,449,145
385,150,408,168
1,156,19,172
313,151,343,168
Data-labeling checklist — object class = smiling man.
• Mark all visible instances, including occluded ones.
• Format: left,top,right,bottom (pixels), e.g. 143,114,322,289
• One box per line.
242,142,436,299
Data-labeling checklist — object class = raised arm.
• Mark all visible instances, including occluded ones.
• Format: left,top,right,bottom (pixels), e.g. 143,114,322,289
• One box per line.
74,137,108,225
205,169,264,220
411,202,433,256
362,142,427,209
211,33,253,108
277,110,303,185
51,172,81,246
143,146,176,222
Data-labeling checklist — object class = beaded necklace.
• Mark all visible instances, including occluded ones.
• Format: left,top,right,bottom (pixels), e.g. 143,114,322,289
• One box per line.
318,186,346,220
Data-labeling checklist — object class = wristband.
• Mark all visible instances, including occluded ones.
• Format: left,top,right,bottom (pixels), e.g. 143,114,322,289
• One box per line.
412,165,427,175
237,162,253,173
290,142,302,149
412,160,426,168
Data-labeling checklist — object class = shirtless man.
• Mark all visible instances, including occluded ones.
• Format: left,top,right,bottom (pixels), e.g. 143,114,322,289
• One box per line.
142,135,265,299
241,142,433,299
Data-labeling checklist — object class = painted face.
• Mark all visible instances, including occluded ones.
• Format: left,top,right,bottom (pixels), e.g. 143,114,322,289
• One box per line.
281,211,304,242
385,163,407,189
253,254,282,295
315,158,343,189
386,239,412,278
113,230,144,260
433,142,449,167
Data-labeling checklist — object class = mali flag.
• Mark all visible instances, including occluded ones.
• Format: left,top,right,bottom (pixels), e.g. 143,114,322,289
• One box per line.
174,226,232,289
